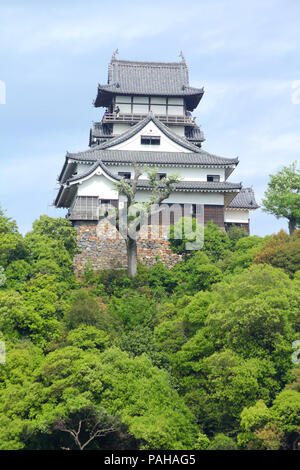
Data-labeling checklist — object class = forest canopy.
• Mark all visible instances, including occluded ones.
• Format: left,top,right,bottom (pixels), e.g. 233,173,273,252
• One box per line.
0,207,299,450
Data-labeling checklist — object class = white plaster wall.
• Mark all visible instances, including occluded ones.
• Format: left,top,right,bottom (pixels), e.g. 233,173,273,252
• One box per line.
75,173,224,206
168,106,184,115
110,121,191,153
118,103,131,113
107,165,225,182
168,125,185,136
113,123,131,134
77,174,118,199
135,190,224,205
224,209,249,223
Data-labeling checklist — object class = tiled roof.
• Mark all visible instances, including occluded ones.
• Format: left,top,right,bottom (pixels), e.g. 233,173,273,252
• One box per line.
95,113,203,152
91,124,113,137
227,187,260,209
135,180,242,192
89,124,114,146
64,158,241,191
90,121,205,147
65,149,238,169
58,116,238,183
55,171,241,207
67,160,122,184
185,126,205,142
95,58,204,109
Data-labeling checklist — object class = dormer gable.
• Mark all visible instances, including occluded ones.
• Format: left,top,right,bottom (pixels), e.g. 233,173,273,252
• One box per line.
97,113,201,153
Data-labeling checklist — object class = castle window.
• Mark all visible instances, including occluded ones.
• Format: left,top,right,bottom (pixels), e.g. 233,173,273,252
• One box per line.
207,175,220,182
141,136,161,145
157,173,167,180
118,172,131,179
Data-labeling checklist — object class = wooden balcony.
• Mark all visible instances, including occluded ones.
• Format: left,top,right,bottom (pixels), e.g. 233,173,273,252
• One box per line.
100,112,197,126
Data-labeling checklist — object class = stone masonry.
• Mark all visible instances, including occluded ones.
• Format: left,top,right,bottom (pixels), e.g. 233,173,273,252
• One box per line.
73,220,182,273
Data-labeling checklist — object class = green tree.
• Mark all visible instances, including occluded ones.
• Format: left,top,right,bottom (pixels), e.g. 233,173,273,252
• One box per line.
182,350,266,434
29,215,79,258
66,325,110,351
64,290,107,330
254,229,300,277
108,290,157,330
0,346,197,450
202,221,231,262
208,433,238,450
24,232,74,284
204,265,298,384
0,206,29,268
0,206,19,234
169,216,204,254
171,251,222,296
221,235,267,276
262,162,300,235
169,219,231,262
240,388,300,450
194,432,210,450
227,224,248,249
52,406,120,450
115,166,180,277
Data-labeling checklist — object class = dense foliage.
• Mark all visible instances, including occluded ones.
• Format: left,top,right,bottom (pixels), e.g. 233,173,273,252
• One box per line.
262,162,300,235
0,206,299,450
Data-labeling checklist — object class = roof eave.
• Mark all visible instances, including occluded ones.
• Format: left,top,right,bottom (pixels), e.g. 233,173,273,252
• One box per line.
94,87,204,109
94,89,114,107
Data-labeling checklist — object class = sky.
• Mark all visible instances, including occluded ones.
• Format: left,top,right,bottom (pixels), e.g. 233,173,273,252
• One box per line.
0,0,299,236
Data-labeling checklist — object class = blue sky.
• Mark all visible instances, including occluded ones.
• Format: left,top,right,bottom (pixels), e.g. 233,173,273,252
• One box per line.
0,0,299,236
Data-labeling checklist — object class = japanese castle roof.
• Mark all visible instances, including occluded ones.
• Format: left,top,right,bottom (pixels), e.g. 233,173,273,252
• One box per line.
58,149,238,187
185,126,205,142
66,149,237,169
55,161,242,208
89,122,205,146
227,187,260,210
64,159,240,191
135,180,242,192
97,113,204,152
94,58,204,109
67,160,122,184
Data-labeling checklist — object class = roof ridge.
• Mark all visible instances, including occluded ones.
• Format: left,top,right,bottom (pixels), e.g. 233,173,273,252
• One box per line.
68,148,238,162
111,59,187,67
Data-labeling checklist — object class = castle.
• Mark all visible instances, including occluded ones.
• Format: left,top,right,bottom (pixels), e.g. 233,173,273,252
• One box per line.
54,53,259,271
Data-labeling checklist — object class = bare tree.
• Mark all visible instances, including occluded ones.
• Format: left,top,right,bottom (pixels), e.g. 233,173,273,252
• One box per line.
53,407,118,451
115,166,180,277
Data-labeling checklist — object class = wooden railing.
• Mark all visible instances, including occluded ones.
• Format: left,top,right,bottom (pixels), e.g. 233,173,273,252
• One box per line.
100,113,196,126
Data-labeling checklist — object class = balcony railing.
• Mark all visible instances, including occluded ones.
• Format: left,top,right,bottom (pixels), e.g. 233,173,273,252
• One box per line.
100,112,196,126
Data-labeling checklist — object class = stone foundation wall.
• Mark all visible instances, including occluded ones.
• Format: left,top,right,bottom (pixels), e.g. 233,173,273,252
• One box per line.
73,220,182,273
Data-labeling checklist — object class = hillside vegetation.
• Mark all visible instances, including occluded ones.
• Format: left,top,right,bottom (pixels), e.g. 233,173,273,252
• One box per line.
0,208,299,450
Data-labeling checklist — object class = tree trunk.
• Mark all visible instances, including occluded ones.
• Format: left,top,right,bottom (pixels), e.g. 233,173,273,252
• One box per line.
288,217,296,235
127,237,137,277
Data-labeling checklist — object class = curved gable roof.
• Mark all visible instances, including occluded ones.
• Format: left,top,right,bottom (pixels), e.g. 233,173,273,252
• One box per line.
67,160,122,185
97,113,203,153
95,58,204,109
227,187,260,209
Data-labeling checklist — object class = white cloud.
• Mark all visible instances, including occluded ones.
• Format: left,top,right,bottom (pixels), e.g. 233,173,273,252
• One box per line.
0,3,201,54
1,0,299,60
251,133,300,154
